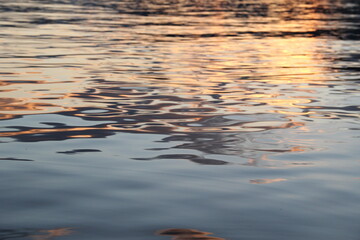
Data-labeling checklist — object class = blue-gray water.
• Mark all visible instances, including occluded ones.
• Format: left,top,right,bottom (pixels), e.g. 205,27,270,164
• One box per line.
0,0,360,239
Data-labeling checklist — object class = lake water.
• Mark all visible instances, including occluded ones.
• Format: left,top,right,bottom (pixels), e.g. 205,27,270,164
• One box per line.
0,0,360,239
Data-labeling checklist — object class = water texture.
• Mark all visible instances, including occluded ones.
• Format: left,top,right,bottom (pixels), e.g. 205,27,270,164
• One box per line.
0,0,359,239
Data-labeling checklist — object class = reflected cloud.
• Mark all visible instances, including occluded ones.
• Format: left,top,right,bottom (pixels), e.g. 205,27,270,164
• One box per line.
157,228,224,240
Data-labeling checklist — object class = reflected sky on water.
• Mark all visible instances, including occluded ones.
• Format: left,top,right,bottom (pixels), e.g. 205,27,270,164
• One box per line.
0,0,360,240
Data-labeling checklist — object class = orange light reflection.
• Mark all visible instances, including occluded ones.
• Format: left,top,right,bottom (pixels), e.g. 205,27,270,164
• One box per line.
30,228,73,240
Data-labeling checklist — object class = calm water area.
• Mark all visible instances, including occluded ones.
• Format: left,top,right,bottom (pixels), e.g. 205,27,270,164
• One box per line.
0,0,360,239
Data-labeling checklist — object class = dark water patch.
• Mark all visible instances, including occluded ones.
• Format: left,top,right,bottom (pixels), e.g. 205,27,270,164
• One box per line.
134,154,229,165
0,72,18,75
0,80,45,85
29,17,86,25
0,229,36,239
171,108,216,113
0,157,33,161
57,149,101,154
2,127,116,142
0,5,43,13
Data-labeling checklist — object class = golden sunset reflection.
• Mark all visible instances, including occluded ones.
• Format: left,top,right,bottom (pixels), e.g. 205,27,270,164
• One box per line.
0,4,332,121
0,0,347,165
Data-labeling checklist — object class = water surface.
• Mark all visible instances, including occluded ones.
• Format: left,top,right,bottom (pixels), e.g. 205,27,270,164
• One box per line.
0,0,360,239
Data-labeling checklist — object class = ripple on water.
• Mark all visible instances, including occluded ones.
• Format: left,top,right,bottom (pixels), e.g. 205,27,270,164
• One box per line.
1,0,360,239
